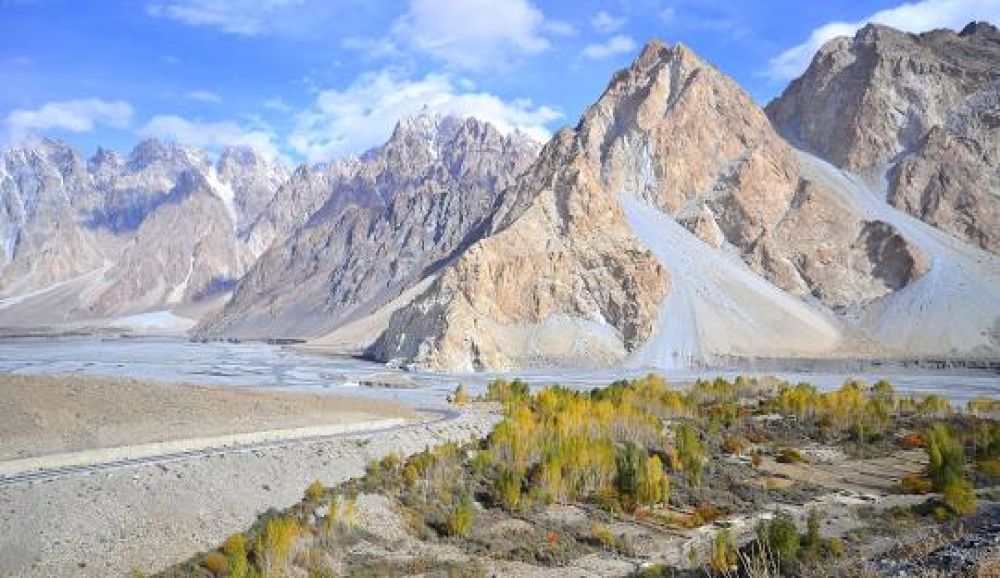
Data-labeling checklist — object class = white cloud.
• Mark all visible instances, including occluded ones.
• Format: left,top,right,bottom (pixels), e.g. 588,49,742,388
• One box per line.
582,35,637,60
147,0,305,36
769,0,1000,81
184,90,222,103
392,0,556,70
262,97,293,113
288,70,562,163
139,115,279,157
3,98,133,145
591,11,626,34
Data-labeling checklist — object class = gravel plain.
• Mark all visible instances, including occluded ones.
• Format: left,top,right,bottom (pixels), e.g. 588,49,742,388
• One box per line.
0,374,500,577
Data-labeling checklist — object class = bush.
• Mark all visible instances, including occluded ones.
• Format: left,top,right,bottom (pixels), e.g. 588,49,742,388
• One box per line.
692,503,724,526
758,514,800,564
721,435,745,455
978,458,1000,477
495,468,523,511
898,474,933,494
445,492,475,537
674,423,706,487
710,528,738,573
942,478,977,516
257,516,299,577
591,522,616,549
222,533,249,578
899,432,925,449
776,447,805,464
483,378,529,403
202,552,228,577
926,423,966,491
452,384,470,405
305,479,325,503
615,442,645,512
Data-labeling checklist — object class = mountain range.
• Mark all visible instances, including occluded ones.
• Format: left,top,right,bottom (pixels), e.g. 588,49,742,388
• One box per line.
2,21,997,370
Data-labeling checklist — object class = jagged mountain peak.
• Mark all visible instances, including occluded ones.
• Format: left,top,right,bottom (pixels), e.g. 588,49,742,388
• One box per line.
960,20,999,37
89,145,123,168
767,20,1000,254
126,138,207,172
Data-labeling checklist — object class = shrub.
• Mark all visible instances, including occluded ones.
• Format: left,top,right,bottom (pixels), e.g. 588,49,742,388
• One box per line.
898,474,932,494
942,478,977,516
615,442,645,512
305,479,325,503
483,378,529,403
445,492,475,537
202,552,228,577
638,454,670,507
826,537,845,557
758,514,800,564
925,423,978,515
710,528,738,573
452,384,470,405
978,458,1000,477
495,468,523,511
341,499,357,533
721,435,745,455
222,533,249,578
692,503,724,526
776,447,805,464
257,516,299,578
591,522,616,549
675,423,706,487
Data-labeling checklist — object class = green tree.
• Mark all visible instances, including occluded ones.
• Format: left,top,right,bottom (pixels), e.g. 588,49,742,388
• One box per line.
615,442,645,512
758,514,800,565
710,529,738,574
675,423,706,487
445,492,475,536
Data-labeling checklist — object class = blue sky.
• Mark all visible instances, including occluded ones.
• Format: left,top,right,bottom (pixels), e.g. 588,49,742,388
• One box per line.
1,0,997,164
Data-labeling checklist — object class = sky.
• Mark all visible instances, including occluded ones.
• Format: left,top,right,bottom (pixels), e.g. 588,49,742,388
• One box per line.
1,0,997,164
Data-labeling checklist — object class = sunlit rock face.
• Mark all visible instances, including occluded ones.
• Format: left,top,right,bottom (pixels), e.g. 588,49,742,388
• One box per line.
768,22,1000,254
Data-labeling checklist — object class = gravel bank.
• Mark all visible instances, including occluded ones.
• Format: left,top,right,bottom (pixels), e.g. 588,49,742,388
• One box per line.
0,404,500,577
0,373,416,460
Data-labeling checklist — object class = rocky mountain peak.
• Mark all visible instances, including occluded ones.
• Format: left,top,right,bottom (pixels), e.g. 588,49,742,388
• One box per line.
960,20,999,38
767,21,1000,254
89,146,122,169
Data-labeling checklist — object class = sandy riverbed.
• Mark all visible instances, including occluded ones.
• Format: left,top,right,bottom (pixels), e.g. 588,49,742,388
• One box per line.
0,374,417,460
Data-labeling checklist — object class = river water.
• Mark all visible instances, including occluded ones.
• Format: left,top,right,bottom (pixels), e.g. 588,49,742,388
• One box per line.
0,336,997,407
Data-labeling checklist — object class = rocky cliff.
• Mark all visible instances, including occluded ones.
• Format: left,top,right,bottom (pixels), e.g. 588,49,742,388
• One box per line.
368,41,939,370
767,22,1000,253
196,115,539,339
0,138,288,324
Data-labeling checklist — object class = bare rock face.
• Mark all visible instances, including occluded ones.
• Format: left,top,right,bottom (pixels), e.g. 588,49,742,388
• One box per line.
0,140,105,297
216,147,289,237
88,171,238,315
0,137,287,321
367,41,943,370
768,22,1000,253
368,126,671,370
196,115,539,340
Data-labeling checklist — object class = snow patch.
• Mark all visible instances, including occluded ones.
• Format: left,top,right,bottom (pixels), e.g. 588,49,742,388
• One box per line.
203,166,238,229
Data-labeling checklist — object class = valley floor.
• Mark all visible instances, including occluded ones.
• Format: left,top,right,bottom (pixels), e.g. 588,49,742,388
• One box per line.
0,374,499,577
